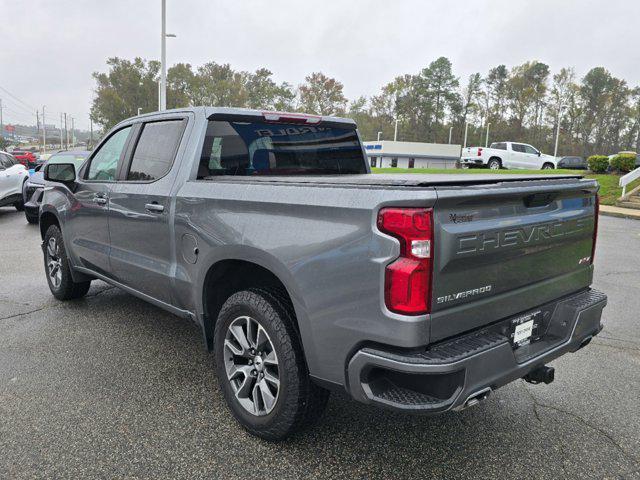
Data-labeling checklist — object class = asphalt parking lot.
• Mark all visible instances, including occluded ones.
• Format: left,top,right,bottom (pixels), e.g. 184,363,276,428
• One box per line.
1,207,639,480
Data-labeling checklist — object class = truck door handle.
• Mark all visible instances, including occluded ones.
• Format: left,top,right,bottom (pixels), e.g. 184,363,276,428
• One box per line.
145,202,165,213
93,196,108,205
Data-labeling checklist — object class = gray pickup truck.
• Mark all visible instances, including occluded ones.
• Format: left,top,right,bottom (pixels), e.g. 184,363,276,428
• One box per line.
40,107,607,440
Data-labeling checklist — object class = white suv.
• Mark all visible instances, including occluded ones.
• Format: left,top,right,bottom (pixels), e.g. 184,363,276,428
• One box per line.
0,151,29,211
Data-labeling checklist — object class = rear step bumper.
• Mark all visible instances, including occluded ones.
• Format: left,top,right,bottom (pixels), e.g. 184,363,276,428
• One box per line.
346,289,607,413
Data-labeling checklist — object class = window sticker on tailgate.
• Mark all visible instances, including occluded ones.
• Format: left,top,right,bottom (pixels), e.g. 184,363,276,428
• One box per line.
510,310,542,348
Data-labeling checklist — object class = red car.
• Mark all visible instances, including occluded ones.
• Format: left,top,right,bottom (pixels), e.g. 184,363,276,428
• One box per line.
11,150,38,168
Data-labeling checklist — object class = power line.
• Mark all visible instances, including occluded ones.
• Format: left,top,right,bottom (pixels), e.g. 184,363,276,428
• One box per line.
0,94,35,116
0,85,68,119
0,85,37,112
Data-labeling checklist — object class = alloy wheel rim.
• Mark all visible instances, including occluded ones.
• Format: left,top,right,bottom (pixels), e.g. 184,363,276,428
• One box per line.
223,315,280,416
46,237,62,289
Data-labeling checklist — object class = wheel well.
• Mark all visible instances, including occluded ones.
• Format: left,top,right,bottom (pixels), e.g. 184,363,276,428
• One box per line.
488,156,502,164
543,162,555,169
201,259,295,350
39,212,60,240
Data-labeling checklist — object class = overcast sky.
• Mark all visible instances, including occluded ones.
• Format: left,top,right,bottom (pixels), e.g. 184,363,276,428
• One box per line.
1,0,639,130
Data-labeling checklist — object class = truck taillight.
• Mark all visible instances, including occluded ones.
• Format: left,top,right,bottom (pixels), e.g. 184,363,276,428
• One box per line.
477,148,483,156
377,208,433,315
591,194,599,264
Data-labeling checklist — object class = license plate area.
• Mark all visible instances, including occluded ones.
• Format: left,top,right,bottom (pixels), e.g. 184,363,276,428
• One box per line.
509,310,543,348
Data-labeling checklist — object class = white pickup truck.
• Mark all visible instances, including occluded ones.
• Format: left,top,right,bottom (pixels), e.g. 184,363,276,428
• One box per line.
461,142,558,170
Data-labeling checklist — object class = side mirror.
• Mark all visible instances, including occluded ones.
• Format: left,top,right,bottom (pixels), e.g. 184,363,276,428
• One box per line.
537,151,541,157
45,163,76,184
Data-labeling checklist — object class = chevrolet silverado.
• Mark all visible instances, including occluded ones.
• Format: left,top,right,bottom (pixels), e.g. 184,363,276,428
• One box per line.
40,107,607,440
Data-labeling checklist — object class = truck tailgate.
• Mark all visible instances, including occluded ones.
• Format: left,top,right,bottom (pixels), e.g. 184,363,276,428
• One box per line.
430,177,598,341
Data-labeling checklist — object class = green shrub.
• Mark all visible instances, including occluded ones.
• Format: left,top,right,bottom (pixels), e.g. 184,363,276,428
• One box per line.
587,155,610,173
610,153,637,173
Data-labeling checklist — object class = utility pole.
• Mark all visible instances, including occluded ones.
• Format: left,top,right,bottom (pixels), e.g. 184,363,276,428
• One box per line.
36,110,41,151
553,104,563,158
394,118,399,142
485,122,491,148
42,106,46,154
71,117,75,147
0,99,3,136
89,116,93,149
64,113,68,150
60,113,64,150
448,126,453,144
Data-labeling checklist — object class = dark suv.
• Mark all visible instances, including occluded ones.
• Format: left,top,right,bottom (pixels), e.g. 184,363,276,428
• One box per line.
23,151,90,223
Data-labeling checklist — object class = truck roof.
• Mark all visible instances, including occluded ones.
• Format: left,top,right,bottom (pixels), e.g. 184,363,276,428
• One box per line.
129,106,356,126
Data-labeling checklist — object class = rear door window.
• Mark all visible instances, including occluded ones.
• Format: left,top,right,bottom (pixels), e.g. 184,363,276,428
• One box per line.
87,127,132,181
511,144,526,153
198,119,366,177
126,120,185,181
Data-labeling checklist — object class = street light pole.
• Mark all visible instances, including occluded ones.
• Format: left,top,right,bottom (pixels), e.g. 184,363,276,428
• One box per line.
485,122,490,148
553,104,563,158
160,0,167,110
377,131,382,141
448,126,453,144
159,0,177,111
394,118,399,141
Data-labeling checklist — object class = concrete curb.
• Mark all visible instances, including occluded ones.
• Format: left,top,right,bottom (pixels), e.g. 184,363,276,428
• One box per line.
599,205,640,220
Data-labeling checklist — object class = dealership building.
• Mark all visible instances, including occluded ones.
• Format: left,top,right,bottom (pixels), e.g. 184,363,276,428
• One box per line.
363,141,462,169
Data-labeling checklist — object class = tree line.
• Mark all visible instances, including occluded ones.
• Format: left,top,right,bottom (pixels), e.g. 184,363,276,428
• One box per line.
91,56,640,156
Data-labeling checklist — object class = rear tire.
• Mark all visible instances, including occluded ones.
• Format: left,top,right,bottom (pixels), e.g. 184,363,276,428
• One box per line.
488,158,501,170
44,225,91,300
214,288,329,440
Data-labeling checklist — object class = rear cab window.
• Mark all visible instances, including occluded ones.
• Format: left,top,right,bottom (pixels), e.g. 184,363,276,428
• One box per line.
197,118,367,178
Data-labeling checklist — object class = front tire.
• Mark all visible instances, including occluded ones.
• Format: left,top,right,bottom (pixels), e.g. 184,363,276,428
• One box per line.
542,163,555,170
44,225,91,300
14,201,24,212
214,288,329,440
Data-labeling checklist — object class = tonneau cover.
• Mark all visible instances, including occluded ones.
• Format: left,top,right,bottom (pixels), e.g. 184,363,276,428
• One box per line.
205,173,583,188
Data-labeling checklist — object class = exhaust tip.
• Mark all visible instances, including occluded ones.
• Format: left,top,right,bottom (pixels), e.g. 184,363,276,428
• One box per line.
455,387,492,411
